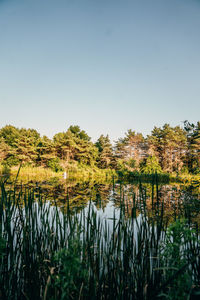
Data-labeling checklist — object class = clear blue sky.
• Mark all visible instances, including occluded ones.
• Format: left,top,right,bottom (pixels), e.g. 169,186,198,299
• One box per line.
0,0,200,141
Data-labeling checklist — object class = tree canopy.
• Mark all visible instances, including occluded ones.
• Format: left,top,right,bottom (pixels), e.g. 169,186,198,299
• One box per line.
0,122,199,174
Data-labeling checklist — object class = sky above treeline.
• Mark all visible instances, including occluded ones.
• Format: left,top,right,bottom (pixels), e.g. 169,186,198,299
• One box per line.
0,0,200,142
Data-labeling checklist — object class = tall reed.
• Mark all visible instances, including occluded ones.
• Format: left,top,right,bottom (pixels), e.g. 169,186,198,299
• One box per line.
0,178,199,299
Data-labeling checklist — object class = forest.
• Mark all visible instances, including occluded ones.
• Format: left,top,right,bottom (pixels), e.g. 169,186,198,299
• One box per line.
0,121,199,176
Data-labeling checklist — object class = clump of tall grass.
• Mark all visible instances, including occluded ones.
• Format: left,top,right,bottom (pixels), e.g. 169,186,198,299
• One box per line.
10,165,62,183
6,163,117,185
0,179,199,299
157,219,199,299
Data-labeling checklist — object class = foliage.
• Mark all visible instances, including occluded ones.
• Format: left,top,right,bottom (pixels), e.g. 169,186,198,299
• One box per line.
0,236,6,259
51,239,89,300
184,120,200,173
0,180,199,299
4,155,19,166
95,134,114,168
148,124,187,173
68,125,91,141
47,158,63,172
0,121,199,176
159,219,199,299
0,164,11,183
10,166,61,182
140,155,162,174
115,130,144,169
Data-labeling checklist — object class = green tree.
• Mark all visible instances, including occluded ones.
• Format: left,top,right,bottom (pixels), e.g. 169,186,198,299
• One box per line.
53,131,76,162
53,126,98,167
73,137,98,166
13,128,40,164
36,135,55,166
184,120,200,173
140,155,162,174
0,125,20,147
0,126,41,165
148,124,187,173
68,125,90,141
95,135,114,168
115,130,145,170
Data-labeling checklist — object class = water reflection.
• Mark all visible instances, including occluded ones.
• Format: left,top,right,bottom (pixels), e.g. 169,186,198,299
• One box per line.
23,179,200,226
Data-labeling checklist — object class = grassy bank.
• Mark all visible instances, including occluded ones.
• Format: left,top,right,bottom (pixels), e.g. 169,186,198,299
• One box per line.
0,163,117,184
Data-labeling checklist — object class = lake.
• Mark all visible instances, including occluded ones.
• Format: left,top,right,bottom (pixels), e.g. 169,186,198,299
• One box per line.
0,178,200,299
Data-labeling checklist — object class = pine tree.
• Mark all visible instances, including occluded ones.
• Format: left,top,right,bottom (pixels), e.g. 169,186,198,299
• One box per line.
184,121,200,173
115,130,144,170
148,124,187,173
96,135,114,168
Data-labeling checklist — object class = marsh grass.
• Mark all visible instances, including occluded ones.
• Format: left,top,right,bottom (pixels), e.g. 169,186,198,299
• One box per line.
0,164,117,186
10,166,62,182
0,178,199,300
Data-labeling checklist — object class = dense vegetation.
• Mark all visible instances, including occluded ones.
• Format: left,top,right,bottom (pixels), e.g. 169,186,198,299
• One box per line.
0,122,199,299
0,180,199,300
0,121,199,177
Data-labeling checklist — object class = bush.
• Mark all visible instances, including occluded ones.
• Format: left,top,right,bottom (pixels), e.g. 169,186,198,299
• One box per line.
140,155,162,174
3,156,19,166
47,158,63,172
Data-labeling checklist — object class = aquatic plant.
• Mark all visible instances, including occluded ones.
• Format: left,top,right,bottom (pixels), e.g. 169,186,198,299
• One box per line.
0,178,199,299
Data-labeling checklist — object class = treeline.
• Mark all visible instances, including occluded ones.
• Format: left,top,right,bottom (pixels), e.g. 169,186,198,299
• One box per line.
0,121,199,174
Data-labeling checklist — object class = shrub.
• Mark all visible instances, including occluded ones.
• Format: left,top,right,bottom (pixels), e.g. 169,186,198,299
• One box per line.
47,158,63,173
140,155,162,174
3,156,19,166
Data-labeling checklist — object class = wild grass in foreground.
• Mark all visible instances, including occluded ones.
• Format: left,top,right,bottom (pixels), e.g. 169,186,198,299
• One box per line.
0,180,200,300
